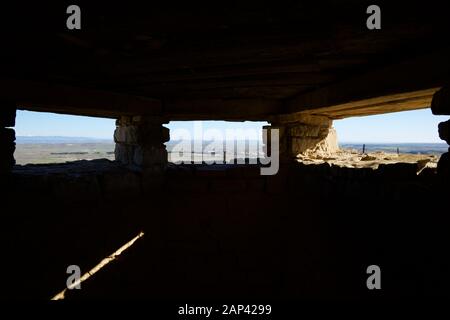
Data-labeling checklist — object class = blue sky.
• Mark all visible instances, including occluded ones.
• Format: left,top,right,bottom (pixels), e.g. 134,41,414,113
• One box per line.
15,109,448,143
334,108,448,143
16,111,116,139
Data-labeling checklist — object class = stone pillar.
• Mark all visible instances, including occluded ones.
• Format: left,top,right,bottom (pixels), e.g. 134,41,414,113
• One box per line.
432,86,450,176
0,105,16,174
114,116,169,173
264,114,338,160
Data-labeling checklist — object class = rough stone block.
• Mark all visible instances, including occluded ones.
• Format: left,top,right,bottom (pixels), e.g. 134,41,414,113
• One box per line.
318,126,331,137
438,120,450,144
0,128,16,143
0,106,16,128
431,86,450,115
291,137,321,154
314,128,339,154
115,124,170,145
267,118,335,159
138,125,170,144
0,146,15,171
114,143,134,165
114,119,169,170
0,128,16,173
161,126,170,143
114,126,138,144
134,146,167,167
4,142,16,155
131,115,143,123
118,116,132,126
289,125,321,138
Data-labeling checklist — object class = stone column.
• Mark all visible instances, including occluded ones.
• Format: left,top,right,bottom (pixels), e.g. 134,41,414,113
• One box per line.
114,116,169,173
432,86,450,176
0,105,16,174
264,113,338,160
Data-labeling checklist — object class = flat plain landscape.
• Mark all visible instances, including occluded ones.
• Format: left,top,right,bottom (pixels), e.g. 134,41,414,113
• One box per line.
13,137,448,166
15,143,116,165
15,137,115,165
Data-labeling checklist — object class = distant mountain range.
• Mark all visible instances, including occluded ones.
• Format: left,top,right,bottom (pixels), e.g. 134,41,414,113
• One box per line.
15,137,448,155
340,143,448,155
16,136,113,144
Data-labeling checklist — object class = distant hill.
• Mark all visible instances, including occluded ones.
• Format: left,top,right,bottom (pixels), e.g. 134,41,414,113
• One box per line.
15,137,448,155
340,143,448,155
16,136,113,144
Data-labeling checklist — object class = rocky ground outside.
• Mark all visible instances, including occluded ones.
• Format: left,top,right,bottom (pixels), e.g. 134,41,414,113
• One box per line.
297,148,439,174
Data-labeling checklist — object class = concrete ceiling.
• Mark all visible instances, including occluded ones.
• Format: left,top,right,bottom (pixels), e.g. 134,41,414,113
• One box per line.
1,1,449,120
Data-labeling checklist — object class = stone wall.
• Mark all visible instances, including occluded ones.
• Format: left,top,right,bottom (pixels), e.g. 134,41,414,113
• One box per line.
432,86,450,177
264,114,338,159
9,160,433,203
114,116,169,173
3,159,446,299
0,105,16,174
